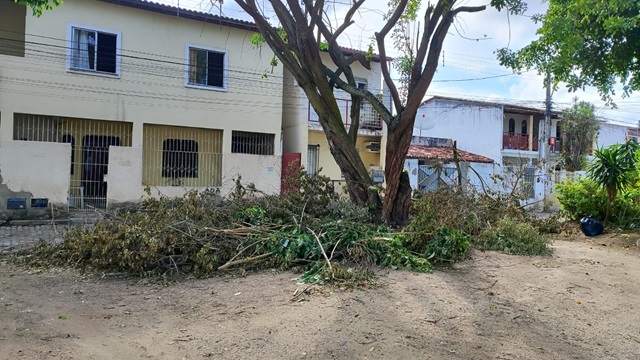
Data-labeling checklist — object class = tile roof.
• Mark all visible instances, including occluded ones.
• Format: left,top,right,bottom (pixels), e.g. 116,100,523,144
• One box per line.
98,0,258,31
98,0,387,62
406,145,494,163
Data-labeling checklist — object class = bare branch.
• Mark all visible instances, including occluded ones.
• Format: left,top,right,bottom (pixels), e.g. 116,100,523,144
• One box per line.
374,0,409,114
324,66,393,124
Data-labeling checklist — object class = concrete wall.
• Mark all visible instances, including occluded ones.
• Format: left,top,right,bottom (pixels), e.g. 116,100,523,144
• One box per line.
307,132,381,180
415,99,504,163
0,140,71,214
596,122,627,149
467,162,498,193
107,147,281,205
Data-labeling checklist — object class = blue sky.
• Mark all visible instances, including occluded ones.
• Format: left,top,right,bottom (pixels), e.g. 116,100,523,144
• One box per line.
161,0,639,124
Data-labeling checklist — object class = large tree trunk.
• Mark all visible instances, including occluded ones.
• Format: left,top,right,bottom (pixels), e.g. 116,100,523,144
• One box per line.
382,112,416,225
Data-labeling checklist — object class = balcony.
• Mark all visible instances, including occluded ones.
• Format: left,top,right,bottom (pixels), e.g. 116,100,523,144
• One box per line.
502,133,540,151
308,98,383,131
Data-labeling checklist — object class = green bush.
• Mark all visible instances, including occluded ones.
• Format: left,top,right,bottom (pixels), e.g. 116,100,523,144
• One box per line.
555,178,607,221
478,218,553,256
555,178,640,228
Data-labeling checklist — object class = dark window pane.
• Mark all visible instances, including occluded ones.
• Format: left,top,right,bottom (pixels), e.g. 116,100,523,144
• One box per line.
96,32,117,73
207,51,224,87
162,139,199,178
231,131,274,155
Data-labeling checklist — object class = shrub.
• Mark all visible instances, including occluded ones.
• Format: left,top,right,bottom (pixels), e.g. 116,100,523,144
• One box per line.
555,178,607,221
555,178,640,228
478,218,553,256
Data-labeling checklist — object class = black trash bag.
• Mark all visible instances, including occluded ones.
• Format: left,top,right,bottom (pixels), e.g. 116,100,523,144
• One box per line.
580,216,604,236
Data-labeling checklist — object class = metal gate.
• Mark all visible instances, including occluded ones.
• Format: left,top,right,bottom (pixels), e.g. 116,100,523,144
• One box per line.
418,165,458,192
13,114,132,211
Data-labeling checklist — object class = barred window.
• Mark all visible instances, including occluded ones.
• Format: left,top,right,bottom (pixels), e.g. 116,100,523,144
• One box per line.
162,139,199,178
231,131,275,155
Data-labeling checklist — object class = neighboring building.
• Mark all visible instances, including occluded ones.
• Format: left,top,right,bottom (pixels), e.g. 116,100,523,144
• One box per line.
0,0,283,216
403,137,495,193
281,50,388,187
413,96,562,201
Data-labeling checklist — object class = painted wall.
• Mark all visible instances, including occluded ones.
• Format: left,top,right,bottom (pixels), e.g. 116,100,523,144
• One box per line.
596,122,627,149
107,147,281,205
415,99,504,163
307,132,381,180
0,0,283,150
0,140,71,211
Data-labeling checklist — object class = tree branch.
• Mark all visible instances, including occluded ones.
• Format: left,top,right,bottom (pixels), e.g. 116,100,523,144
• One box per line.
325,66,393,124
374,0,409,114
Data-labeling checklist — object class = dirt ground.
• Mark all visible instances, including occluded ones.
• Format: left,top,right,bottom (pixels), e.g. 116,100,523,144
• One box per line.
1,233,639,360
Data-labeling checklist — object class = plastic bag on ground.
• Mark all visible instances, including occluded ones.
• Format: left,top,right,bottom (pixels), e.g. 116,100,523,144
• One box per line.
580,216,604,236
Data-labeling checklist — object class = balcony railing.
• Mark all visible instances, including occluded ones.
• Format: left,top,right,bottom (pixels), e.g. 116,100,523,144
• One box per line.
503,132,530,150
308,98,383,130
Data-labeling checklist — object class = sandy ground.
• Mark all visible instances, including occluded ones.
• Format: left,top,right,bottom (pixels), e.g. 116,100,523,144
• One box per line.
1,234,639,360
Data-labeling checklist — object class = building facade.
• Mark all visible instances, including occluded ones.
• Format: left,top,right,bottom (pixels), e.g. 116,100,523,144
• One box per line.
280,51,388,187
0,0,283,216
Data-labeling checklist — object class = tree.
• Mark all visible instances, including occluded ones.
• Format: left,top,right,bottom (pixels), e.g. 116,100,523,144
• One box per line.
14,0,62,16
559,98,599,171
235,0,524,224
20,0,524,224
587,141,639,224
497,0,640,103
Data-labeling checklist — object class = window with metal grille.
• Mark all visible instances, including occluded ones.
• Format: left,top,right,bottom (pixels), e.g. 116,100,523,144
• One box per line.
187,45,226,89
162,139,199,178
307,145,320,176
231,131,275,155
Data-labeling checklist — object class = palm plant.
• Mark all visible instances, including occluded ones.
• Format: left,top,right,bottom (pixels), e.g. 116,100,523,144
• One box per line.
587,141,639,224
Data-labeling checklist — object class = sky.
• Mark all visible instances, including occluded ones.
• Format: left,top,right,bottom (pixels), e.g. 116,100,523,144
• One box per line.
160,0,639,125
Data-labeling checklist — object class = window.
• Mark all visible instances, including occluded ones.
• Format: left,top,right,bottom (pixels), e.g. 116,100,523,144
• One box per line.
62,134,75,175
231,131,275,155
0,0,26,57
162,139,199,178
521,120,527,135
68,25,120,75
307,145,320,176
556,123,561,138
187,45,226,90
508,118,515,133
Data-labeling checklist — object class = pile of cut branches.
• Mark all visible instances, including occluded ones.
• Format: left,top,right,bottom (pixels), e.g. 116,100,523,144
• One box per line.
17,171,431,282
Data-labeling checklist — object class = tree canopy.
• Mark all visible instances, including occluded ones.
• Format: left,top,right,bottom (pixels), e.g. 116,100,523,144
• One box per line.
559,99,599,172
498,0,640,103
14,0,62,16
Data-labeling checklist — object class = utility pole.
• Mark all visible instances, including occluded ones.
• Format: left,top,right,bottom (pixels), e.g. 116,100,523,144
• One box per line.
540,72,552,164
537,72,553,211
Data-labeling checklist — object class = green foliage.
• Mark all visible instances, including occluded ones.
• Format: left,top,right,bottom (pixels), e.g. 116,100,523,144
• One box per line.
556,177,640,229
423,226,471,263
588,140,639,222
478,218,553,256
497,0,640,102
559,99,600,171
556,178,607,221
15,0,62,16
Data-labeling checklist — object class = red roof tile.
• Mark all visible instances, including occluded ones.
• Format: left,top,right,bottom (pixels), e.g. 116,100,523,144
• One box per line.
406,145,494,163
